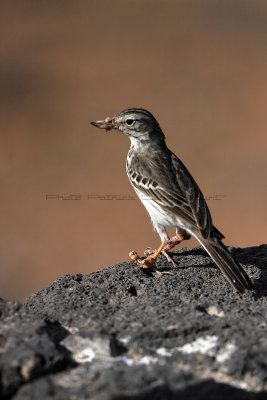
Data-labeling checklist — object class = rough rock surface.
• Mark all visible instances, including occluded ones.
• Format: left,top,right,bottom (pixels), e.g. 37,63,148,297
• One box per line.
1,245,267,399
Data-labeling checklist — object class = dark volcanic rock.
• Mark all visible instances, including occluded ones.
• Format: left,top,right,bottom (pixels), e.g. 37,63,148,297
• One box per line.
0,300,73,399
1,245,267,399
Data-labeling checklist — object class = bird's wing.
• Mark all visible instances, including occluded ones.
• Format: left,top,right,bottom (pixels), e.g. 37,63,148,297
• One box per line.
128,149,224,240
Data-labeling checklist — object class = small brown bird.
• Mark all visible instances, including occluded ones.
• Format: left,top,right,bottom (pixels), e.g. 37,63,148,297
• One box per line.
91,108,254,293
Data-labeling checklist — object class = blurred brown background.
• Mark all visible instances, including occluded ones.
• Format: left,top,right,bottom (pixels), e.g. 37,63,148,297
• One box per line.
0,1,266,301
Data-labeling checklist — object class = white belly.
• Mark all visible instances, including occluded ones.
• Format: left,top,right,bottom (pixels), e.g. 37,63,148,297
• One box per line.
134,188,188,231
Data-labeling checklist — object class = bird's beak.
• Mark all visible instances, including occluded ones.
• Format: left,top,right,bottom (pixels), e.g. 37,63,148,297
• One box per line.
91,117,113,131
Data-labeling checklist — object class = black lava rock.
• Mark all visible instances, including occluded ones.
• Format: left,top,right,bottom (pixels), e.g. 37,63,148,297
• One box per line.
1,245,267,399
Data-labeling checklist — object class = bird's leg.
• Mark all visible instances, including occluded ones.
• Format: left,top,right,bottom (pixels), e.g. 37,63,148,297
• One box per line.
129,240,174,275
164,230,191,252
144,230,191,265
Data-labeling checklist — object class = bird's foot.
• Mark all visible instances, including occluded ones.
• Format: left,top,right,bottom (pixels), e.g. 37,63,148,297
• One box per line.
129,251,173,275
140,231,191,268
129,240,174,275
144,247,175,265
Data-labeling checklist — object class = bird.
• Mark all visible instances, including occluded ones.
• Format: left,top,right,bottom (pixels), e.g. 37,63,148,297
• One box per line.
91,108,254,293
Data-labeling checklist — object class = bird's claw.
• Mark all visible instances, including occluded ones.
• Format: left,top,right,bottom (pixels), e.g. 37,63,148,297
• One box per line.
129,250,174,275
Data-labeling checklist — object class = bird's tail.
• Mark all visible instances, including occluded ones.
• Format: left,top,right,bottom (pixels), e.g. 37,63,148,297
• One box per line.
197,237,254,293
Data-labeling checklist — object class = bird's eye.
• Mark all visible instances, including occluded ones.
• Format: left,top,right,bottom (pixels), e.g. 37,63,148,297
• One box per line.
126,119,134,126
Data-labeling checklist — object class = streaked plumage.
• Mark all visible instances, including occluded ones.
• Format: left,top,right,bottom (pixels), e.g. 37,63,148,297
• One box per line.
91,108,254,293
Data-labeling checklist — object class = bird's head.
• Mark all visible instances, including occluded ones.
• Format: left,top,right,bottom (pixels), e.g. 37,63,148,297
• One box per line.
91,108,165,145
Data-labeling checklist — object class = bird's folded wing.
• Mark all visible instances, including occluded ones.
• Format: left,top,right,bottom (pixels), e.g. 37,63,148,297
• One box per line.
128,150,224,240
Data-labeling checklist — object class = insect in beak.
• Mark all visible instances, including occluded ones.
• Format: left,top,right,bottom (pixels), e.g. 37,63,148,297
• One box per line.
91,117,113,132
